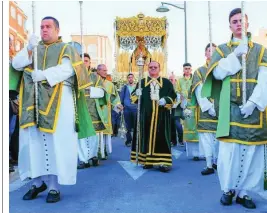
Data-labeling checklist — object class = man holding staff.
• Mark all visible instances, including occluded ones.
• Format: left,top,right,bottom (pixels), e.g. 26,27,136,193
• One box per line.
12,16,92,203
202,8,267,209
130,61,176,172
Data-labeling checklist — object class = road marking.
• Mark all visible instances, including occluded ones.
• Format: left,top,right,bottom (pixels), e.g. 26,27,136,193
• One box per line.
172,148,183,159
118,161,148,180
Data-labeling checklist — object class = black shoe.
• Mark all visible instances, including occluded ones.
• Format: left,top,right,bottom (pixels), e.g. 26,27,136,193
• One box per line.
159,165,171,173
143,165,153,169
171,142,177,147
220,191,235,206
236,195,256,209
101,151,108,160
23,182,47,200
46,190,60,203
78,162,90,169
125,141,131,147
101,155,108,160
178,141,185,147
193,157,200,161
9,164,15,173
77,162,86,169
212,163,217,170
201,167,214,175
10,159,18,166
92,157,100,166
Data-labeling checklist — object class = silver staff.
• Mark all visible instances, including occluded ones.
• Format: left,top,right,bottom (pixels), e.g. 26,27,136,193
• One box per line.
32,1,39,127
208,1,213,56
135,55,145,166
79,1,84,61
241,1,247,105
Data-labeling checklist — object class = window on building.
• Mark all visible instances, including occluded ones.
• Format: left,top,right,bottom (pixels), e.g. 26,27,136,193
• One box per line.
83,44,86,54
9,34,14,44
88,44,97,58
24,19,27,31
11,6,16,19
15,40,21,52
9,34,15,52
18,14,22,26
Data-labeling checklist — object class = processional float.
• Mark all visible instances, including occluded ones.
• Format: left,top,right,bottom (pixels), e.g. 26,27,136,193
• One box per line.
113,13,168,82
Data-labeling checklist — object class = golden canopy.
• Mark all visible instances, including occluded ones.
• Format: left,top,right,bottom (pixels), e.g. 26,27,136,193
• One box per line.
114,13,168,78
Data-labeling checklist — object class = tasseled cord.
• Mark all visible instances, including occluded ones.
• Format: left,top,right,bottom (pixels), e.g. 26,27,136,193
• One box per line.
72,87,80,132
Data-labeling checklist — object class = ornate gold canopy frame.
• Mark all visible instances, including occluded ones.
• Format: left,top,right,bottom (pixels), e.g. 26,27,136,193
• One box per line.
113,13,168,82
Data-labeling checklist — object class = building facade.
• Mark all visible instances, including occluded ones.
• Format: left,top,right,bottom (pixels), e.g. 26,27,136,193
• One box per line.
253,28,267,48
9,1,28,52
71,35,112,71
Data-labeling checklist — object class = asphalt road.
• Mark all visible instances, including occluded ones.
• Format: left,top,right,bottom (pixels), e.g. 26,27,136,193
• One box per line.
9,136,267,213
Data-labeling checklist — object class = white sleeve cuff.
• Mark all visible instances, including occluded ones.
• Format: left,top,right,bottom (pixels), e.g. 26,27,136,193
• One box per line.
213,52,242,80
176,93,181,103
43,57,75,87
180,99,187,109
90,87,104,98
12,47,33,71
195,84,213,112
113,104,121,113
248,66,267,111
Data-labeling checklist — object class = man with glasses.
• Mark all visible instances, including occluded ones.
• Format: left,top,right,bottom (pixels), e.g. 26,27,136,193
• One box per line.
130,61,176,172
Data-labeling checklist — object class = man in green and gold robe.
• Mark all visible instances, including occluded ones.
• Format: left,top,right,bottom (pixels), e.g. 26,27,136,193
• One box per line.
96,64,123,159
190,43,219,175
12,16,94,203
130,61,176,172
202,8,267,209
177,63,202,161
77,53,107,169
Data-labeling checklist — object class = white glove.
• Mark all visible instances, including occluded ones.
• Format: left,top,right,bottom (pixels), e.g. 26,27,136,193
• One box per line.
239,100,256,118
180,99,187,109
27,34,39,51
208,104,216,117
89,87,104,98
176,93,181,103
184,108,192,119
113,104,123,113
158,98,166,106
31,70,46,82
172,102,179,108
136,89,142,96
234,43,248,57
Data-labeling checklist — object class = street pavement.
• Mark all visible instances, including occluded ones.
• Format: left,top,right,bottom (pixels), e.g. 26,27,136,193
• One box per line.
9,137,267,213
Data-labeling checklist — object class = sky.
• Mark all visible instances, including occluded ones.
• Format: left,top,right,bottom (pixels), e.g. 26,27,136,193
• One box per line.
17,0,267,76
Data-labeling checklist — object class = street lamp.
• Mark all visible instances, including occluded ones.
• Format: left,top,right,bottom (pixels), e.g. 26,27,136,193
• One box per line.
156,1,188,63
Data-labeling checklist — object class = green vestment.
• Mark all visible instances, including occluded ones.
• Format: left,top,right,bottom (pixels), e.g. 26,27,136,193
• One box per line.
17,37,94,139
101,79,121,135
177,76,199,142
191,62,218,133
202,38,267,145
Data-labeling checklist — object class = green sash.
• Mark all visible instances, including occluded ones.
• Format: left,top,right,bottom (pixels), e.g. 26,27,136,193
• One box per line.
9,64,22,91
77,90,96,139
202,74,230,138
